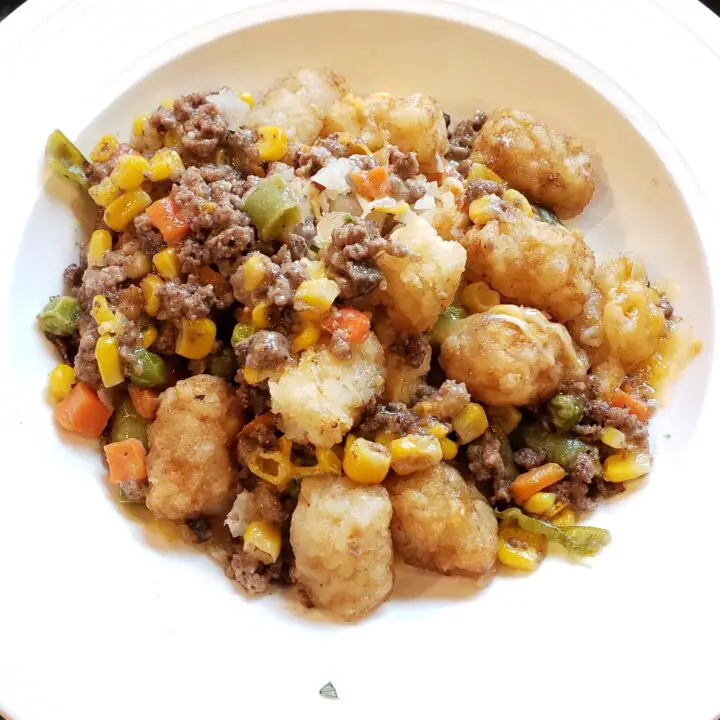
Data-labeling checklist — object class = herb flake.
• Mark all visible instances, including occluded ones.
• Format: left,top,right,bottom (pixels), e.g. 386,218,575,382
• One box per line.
319,681,338,700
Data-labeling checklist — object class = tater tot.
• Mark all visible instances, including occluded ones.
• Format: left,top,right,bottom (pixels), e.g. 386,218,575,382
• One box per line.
146,375,241,521
474,108,595,219
290,475,394,621
386,463,498,578
439,306,589,406
463,206,595,323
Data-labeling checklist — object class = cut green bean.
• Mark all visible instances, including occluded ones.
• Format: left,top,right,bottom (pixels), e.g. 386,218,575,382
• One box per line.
46,130,89,188
243,174,302,241
37,296,80,336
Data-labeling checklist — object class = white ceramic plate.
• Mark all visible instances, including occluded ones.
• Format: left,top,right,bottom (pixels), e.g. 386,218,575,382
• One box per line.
2,2,719,719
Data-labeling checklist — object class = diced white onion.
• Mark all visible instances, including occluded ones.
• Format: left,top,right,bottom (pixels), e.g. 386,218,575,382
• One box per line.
206,88,251,128
311,157,354,193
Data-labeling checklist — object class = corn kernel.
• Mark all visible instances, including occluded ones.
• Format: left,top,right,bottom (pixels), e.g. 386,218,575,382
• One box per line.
88,177,121,208
48,363,75,403
468,162,505,185
278,436,293,457
160,97,174,110
375,430,399,446
390,434,443,476
502,188,534,217
110,154,150,191
132,115,148,137
90,135,119,163
95,335,124,387
303,260,327,280
344,437,392,485
427,421,452,439
243,366,264,385
239,91,255,107
214,148,226,164
293,278,340,318
87,229,112,267
468,195,501,226
603,451,652,483
243,254,269,292
251,302,271,329
141,325,158,349
162,129,181,148
439,436,459,460
551,508,577,527
461,281,500,314
176,318,217,360
523,491,557,516
316,447,342,474
247,450,294,488
140,274,164,316
148,148,185,182
497,525,547,571
546,498,568,519
243,521,282,564
153,248,181,280
104,189,152,231
256,126,288,162
487,406,523,436
453,402,489,444
91,295,115,327
601,427,627,449
292,322,321,353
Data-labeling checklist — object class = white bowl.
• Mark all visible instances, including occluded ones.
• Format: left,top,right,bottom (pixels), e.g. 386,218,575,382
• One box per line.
3,3,717,719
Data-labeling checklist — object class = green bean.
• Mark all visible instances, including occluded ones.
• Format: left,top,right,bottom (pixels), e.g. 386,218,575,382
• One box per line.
513,423,592,470
127,349,166,388
209,348,237,379
231,323,255,347
37,296,80,336
111,399,150,449
243,174,302,241
46,130,89,188
532,204,562,226
429,304,467,347
546,393,586,432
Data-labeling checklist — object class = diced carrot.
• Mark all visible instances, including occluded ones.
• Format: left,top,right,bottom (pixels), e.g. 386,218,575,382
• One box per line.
511,462,566,504
322,307,371,344
240,412,276,437
198,264,233,298
104,438,147,484
351,166,389,199
146,197,189,245
609,390,652,422
54,382,112,439
129,385,160,420
424,172,445,184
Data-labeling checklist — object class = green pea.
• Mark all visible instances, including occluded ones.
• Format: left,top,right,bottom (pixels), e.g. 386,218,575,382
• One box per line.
127,349,166,388
111,399,150,449
546,393,586,432
46,129,89,188
209,348,237,379
37,296,80,336
231,323,255,347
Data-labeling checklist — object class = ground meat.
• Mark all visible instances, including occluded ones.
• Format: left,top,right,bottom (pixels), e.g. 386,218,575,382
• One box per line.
387,175,426,204
236,378,270,416
185,517,212,543
513,447,548,470
63,263,84,293
226,127,263,177
85,142,133,184
154,321,179,355
204,224,255,264
117,286,145,321
133,213,166,255
284,217,315,260
173,93,228,162
74,324,101,387
390,334,430,370
389,146,420,179
357,402,420,438
243,331,291,371
323,218,387,299
117,479,148,503
295,145,332,177
576,399,649,447
592,478,626,500
456,159,473,178
413,380,470,421
329,328,352,360
76,264,127,309
467,426,518,504
156,281,215,320
446,110,487,161
45,331,79,365
549,451,603,512
466,179,503,203
228,551,272,594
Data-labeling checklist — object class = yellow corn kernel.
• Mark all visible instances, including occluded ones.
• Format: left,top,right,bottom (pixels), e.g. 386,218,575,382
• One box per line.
243,366,264,385
160,97,174,110
95,335,124,387
141,325,158,349
148,148,185,182
110,154,151,191
316,447,342,474
603,451,652,483
243,521,282,564
303,260,326,280
292,322,321,353
461,281,501,314
87,229,112,268
251,302,271,329
497,525,547,571
132,115,148,137
502,188,534,217
91,295,115,327
546,498,568,519
344,437,392,485
140,274,164,316
90,135,119,163
487,406,523,436
256,126,288,162
48,363,75,403
247,450,294,488
375,430,399,446
239,91,255,107
439,436,459,461
153,248,181,280
176,318,217,360
104,189,152,231
88,177,121,208
523,491,557,516
163,129,182,148
293,278,340,318
390,434,443,476
551,508,577,527
243,254,268,292
427,421,452,439
468,162,504,185
278,436,293,457
468,195,501,226
214,147,226,164
601,427,627,449
453,402,489,444
375,202,410,216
